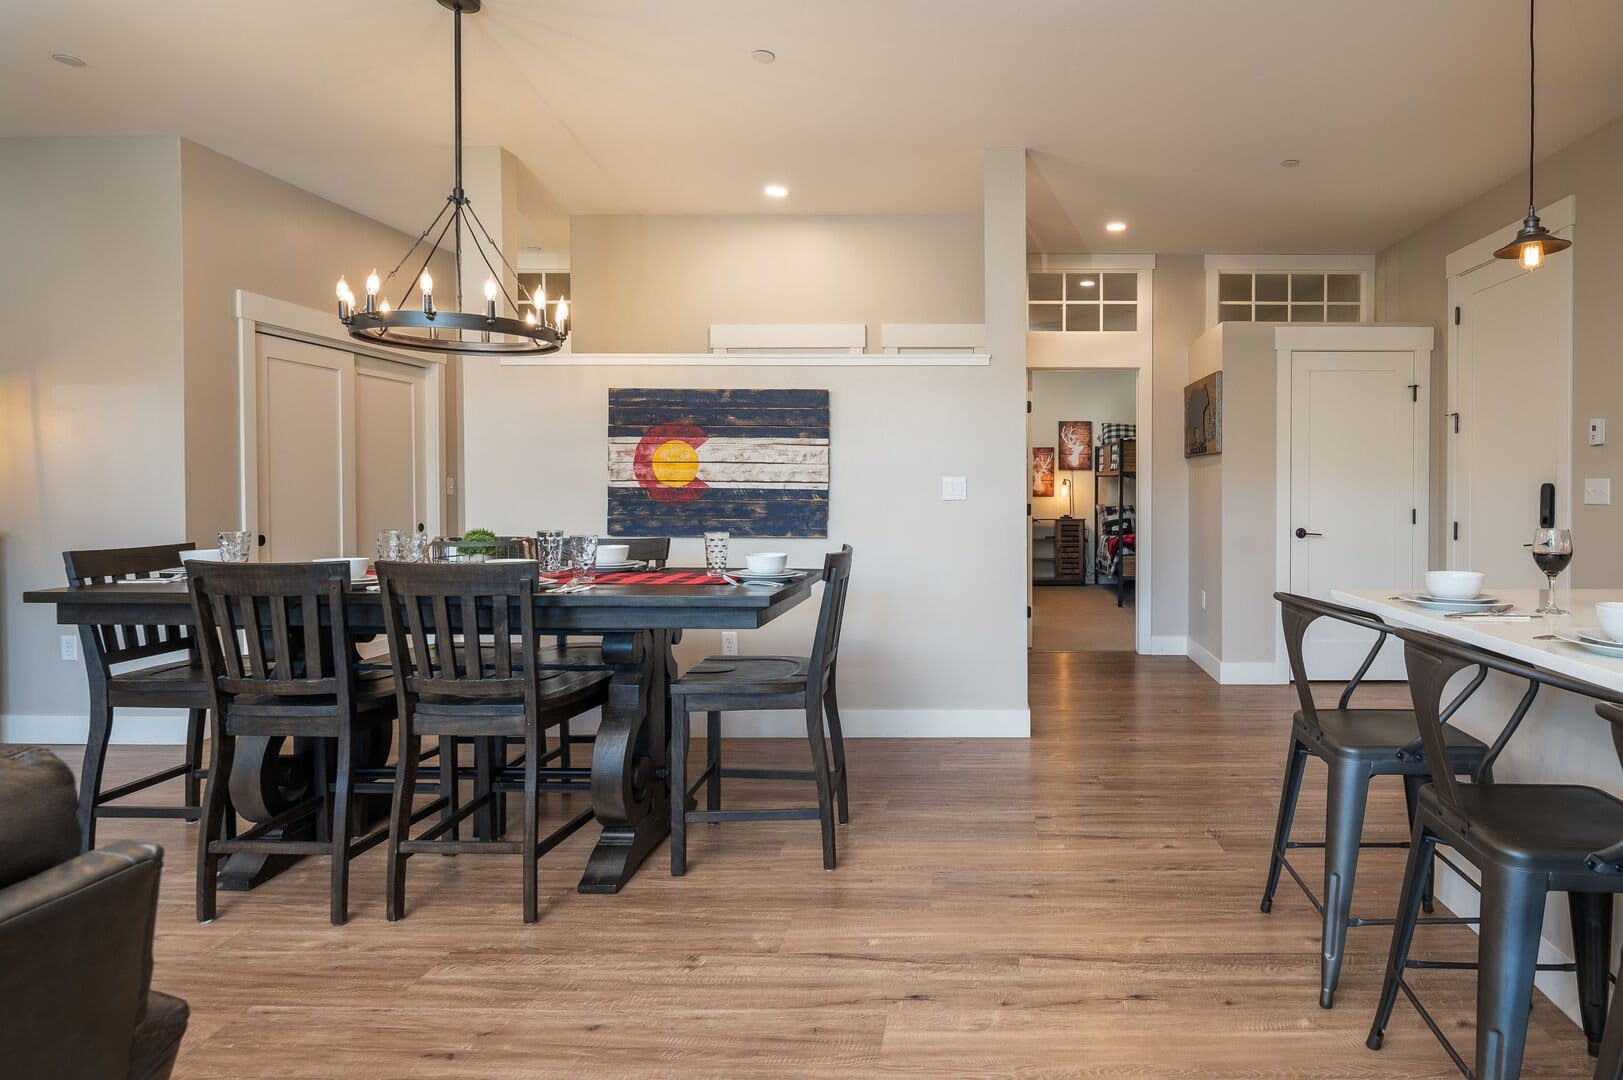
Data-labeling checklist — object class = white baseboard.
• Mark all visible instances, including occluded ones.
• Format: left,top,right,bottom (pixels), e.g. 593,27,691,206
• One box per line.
2,706,1033,746
1,709,191,746
1143,635,1188,656
1184,641,1286,686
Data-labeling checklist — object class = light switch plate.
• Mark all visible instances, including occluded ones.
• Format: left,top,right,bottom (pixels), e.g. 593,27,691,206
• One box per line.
941,476,968,501
1583,478,1611,505
1591,419,1607,446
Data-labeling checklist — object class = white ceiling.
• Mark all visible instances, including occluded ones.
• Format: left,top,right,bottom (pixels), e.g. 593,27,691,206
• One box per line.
3,0,1621,254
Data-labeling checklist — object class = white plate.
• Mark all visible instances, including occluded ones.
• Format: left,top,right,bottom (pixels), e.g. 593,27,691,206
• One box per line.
736,569,803,582
1573,626,1623,647
594,561,647,572
1399,592,1501,610
1554,628,1623,658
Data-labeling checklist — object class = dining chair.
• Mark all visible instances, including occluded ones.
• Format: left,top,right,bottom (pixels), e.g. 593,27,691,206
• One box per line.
376,560,605,923
1366,632,1623,1077
1264,593,1489,1008
604,536,671,568
188,561,396,925
63,543,211,850
668,545,853,875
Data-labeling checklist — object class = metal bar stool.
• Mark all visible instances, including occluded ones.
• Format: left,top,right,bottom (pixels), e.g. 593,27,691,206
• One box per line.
1367,630,1623,1078
63,544,212,850
1264,593,1490,1008
668,545,852,875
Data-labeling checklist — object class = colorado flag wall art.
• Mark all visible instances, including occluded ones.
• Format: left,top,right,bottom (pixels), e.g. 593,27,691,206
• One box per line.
606,388,830,538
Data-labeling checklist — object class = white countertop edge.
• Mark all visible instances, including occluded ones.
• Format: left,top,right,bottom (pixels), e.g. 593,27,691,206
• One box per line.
1331,588,1623,695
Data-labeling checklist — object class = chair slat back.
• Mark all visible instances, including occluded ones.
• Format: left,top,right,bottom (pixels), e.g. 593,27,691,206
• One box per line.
64,543,198,669
808,545,854,681
187,562,353,700
605,536,671,568
376,561,540,705
1274,592,1394,740
1398,628,1623,818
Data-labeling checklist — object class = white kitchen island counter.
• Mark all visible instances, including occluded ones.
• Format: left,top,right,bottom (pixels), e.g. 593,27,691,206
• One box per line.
1330,587,1623,1027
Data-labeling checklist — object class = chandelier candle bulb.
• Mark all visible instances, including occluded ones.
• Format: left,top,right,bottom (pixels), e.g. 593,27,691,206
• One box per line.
555,297,569,329
336,276,350,320
364,269,379,312
484,277,498,320
420,272,434,316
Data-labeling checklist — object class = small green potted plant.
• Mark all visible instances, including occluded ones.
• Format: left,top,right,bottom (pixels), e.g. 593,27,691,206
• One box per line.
456,527,501,562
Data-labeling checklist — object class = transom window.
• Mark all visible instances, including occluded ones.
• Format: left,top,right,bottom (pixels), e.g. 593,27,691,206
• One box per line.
1217,272,1361,324
1028,271,1138,333
517,270,570,323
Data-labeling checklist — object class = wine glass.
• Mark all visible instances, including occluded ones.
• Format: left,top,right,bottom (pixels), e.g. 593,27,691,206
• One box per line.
1531,527,1572,623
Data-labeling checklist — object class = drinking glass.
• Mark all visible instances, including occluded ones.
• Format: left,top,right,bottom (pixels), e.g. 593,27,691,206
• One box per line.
217,530,253,563
704,531,730,579
537,530,566,573
406,531,431,563
567,534,598,583
376,529,407,562
1531,527,1573,618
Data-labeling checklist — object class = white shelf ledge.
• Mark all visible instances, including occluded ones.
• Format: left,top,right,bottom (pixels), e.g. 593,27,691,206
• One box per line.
499,352,991,367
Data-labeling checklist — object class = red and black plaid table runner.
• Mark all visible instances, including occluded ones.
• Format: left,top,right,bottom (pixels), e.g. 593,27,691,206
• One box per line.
544,568,721,586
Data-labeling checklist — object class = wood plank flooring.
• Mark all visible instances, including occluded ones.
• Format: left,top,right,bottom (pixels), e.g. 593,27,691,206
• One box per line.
54,653,1597,1077
1032,583,1135,651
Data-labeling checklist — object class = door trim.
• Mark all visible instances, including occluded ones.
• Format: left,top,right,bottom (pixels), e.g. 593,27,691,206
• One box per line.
1273,325,1434,681
236,290,445,547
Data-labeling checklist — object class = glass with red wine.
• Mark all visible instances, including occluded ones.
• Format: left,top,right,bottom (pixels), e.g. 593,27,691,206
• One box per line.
1531,527,1572,618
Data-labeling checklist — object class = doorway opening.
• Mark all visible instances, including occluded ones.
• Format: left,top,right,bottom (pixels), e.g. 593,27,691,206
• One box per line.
1029,368,1137,652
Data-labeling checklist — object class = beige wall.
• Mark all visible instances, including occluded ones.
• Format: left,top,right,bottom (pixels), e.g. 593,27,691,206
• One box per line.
0,137,186,730
1376,114,1623,585
460,195,1031,734
1148,255,1204,647
1185,327,1225,659
178,140,456,542
1029,369,1136,569
571,214,984,354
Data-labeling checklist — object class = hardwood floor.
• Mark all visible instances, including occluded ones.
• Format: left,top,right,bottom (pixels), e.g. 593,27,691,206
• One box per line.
55,653,1596,1077
1032,583,1135,651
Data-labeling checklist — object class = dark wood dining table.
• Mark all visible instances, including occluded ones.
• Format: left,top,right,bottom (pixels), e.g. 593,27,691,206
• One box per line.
23,571,818,894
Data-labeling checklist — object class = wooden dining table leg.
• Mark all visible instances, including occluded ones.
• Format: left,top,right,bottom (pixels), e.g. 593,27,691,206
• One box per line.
579,629,673,894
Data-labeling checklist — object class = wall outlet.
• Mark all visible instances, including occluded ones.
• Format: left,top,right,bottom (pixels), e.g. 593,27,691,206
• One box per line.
1591,419,1607,446
941,476,968,501
721,631,739,656
1200,590,1207,611
59,634,78,662
1583,478,1612,505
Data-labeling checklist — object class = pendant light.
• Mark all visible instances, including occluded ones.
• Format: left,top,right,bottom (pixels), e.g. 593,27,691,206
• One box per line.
1493,0,1570,269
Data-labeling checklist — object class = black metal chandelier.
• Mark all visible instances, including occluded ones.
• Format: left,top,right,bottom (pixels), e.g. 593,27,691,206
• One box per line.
1492,0,1570,270
335,0,566,354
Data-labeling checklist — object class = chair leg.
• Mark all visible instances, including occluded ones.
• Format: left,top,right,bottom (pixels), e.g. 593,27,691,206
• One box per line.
523,724,541,924
1401,773,1437,914
706,711,722,816
77,693,115,851
1472,866,1549,1080
1593,967,1623,1079
670,701,690,876
329,728,354,926
1367,826,1440,1049
1319,758,1371,1008
1570,891,1614,1057
312,738,332,844
824,681,849,825
196,722,237,923
558,717,572,769
184,707,207,817
804,699,837,871
1261,736,1309,914
438,735,458,843
387,724,420,922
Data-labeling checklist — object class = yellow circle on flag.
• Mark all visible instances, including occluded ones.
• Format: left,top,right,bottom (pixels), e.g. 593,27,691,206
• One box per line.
650,439,701,486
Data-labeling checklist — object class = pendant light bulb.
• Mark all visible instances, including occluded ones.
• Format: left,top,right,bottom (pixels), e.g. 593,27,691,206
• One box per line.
1521,242,1543,270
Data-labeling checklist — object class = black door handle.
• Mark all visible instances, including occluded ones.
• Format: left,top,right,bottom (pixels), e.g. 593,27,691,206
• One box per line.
1294,528,1322,539
257,534,267,547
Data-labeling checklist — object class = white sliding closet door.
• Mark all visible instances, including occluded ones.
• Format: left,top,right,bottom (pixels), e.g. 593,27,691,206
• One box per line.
354,355,430,546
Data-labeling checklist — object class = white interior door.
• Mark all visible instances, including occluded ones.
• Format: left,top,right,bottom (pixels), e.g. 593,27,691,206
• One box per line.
1289,349,1424,676
1449,255,1572,587
354,356,429,548
256,335,353,561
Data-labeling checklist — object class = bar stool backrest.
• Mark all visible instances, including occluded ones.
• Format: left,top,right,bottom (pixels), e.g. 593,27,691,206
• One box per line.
187,562,356,703
64,543,198,674
375,560,542,709
808,545,855,688
604,536,671,568
1273,591,1395,741
1397,627,1623,825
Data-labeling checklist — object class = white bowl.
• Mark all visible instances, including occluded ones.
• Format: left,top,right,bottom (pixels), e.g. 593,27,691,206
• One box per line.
178,549,224,564
1595,602,1623,644
746,552,788,575
316,556,370,580
1424,570,1485,600
595,544,630,567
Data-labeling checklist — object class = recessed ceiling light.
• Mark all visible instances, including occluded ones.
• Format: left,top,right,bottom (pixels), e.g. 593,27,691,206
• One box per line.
1105,222,1127,233
50,52,87,68
763,183,789,198
751,49,776,64
1079,278,1097,287
1280,158,1301,168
